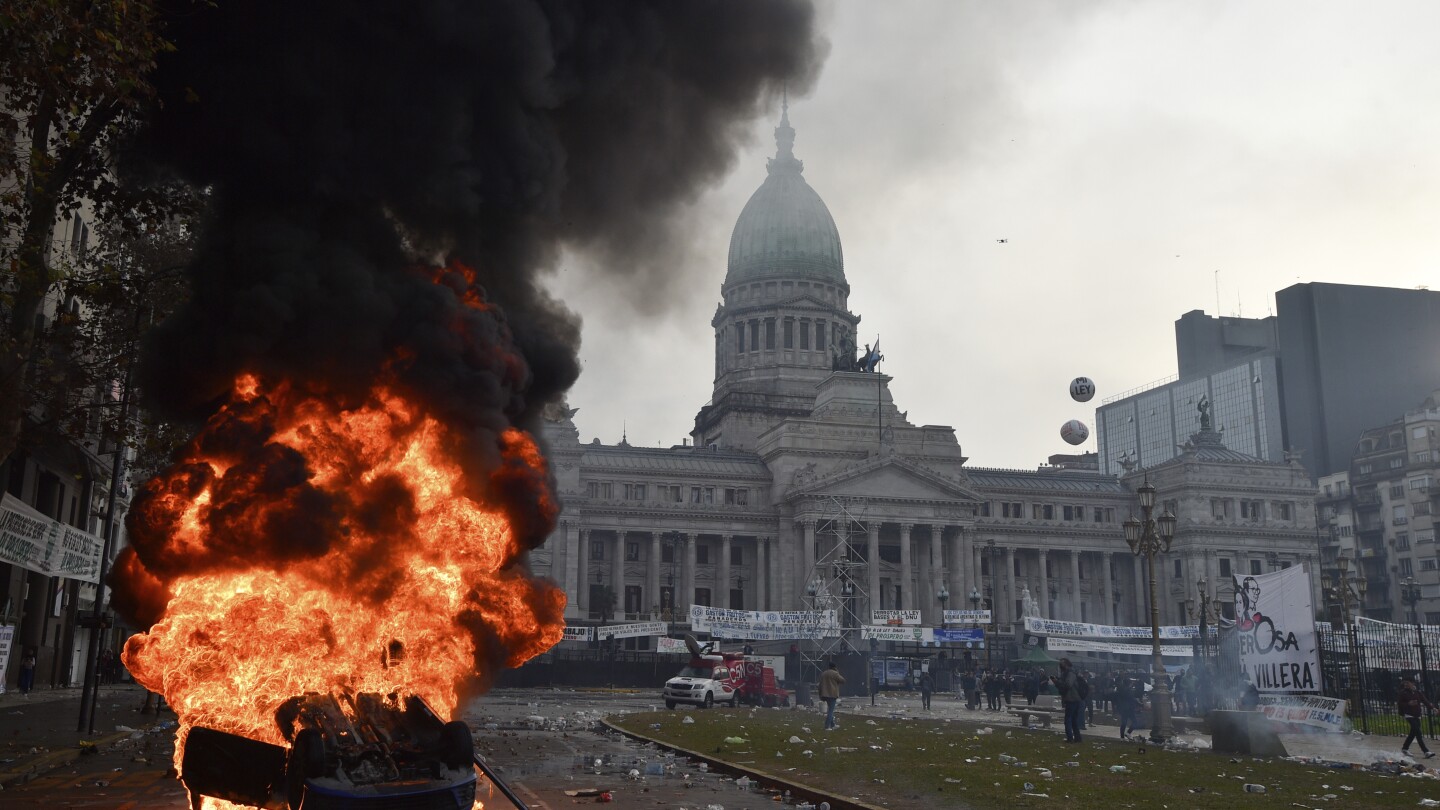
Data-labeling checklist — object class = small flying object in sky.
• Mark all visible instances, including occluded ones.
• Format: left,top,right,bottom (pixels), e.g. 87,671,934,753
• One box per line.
996,239,1008,244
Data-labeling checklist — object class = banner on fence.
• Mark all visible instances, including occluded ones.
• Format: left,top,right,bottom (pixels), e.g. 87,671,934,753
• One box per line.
656,636,691,654
0,494,103,584
861,625,932,643
1046,636,1193,657
689,605,839,640
1235,566,1322,693
943,609,991,624
933,627,986,645
1256,694,1347,733
562,626,593,642
871,609,921,626
596,621,668,641
0,625,12,695
1023,616,1205,640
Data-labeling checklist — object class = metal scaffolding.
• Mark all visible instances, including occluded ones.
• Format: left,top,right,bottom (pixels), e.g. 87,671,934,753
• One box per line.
801,496,872,669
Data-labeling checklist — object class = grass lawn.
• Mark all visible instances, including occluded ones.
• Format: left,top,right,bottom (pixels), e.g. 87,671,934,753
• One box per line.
611,706,1440,809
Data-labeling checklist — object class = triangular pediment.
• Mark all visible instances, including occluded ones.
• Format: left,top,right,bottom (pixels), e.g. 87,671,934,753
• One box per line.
788,454,984,505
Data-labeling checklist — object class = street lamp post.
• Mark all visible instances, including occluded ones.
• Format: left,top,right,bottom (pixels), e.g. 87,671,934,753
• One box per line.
984,585,995,670
938,584,950,629
1123,477,1178,744
1322,553,1368,731
1196,575,1216,659
1403,577,1430,703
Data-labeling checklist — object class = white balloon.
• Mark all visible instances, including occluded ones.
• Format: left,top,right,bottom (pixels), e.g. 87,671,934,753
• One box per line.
1069,376,1096,403
1060,420,1090,446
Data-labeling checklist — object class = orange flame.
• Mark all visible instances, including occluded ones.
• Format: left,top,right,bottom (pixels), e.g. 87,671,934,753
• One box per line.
118,265,565,800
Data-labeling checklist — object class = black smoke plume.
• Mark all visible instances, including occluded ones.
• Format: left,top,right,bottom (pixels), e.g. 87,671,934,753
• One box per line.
113,0,824,626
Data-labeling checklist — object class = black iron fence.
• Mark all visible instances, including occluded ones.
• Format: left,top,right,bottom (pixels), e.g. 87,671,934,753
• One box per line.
1313,620,1440,738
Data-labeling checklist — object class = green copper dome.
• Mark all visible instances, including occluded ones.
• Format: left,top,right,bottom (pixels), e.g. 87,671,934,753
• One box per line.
725,105,845,289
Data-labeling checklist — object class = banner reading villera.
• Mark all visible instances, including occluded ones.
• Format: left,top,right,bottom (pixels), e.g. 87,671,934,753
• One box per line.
1234,565,1322,693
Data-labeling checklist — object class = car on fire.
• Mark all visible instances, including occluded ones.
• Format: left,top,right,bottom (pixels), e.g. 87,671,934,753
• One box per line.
179,691,524,809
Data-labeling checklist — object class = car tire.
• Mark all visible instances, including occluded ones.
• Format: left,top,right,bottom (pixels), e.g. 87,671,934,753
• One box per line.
286,728,326,810
439,720,474,770
703,692,714,709
665,700,676,710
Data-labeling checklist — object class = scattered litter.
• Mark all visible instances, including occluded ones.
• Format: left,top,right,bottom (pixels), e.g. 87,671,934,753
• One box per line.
682,716,695,725
1109,766,1129,774
723,737,747,745
1023,782,1035,792
1036,769,1052,779
1244,784,1268,794
1418,799,1440,807
789,736,805,744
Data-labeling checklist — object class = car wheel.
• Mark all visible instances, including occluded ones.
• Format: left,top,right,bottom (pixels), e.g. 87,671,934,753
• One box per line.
665,700,676,710
286,729,326,810
439,720,474,770
703,692,714,709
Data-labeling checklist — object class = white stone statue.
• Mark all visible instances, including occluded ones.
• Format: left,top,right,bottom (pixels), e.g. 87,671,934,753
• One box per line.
1021,585,1040,619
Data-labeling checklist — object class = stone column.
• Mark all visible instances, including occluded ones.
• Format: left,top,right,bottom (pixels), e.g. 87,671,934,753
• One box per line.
801,520,817,594
577,528,590,611
757,537,770,611
649,532,661,617
1070,549,1082,622
611,532,624,612
1037,549,1049,619
682,533,696,620
1104,552,1117,625
1004,546,1017,627
927,527,943,624
899,524,914,611
867,522,881,618
564,522,581,613
720,535,733,610
960,528,975,601
947,528,964,620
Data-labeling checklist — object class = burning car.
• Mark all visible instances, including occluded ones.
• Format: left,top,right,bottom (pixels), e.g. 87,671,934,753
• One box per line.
179,691,508,810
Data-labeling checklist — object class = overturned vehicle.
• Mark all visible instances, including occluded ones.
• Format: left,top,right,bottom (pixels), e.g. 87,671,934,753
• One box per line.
180,691,514,810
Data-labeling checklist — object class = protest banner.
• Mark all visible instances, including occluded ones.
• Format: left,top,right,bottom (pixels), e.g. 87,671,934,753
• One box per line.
1256,694,1347,733
943,609,991,625
1046,636,1193,657
0,494,103,584
561,625,593,643
871,609,921,626
1234,566,1322,693
1022,615,1207,640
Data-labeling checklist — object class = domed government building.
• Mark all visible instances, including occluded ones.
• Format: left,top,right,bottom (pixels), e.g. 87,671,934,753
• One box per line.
535,106,1320,656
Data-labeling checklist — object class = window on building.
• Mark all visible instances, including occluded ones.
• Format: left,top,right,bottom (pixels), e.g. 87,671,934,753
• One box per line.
980,557,990,576
625,542,640,561
696,544,710,565
815,321,826,348
1282,561,1292,569
1045,558,1054,577
799,321,810,350
1032,504,1054,520
1093,508,1114,523
1249,559,1262,575
1391,485,1406,500
695,588,711,607
736,324,745,353
764,319,776,350
1064,505,1087,521
724,488,748,506
1412,476,1434,491
691,487,702,503
1219,558,1232,578
1416,426,1430,440
749,320,760,350
1419,530,1436,545
1391,457,1405,469
783,318,794,349
1339,524,1352,537
730,544,744,565
661,543,675,563
980,502,992,517
1397,533,1411,551
1212,499,1231,520
1417,500,1432,516
624,483,646,501
588,481,613,499
1014,557,1022,575
1275,502,1293,521
1359,463,1373,475
1241,500,1263,520
1400,558,1415,576
1003,502,1023,518
1425,560,1440,573
1078,559,1086,579
704,487,715,503
1162,499,1178,516
1394,505,1409,525
1173,559,1182,578
1220,601,1235,620
590,540,605,560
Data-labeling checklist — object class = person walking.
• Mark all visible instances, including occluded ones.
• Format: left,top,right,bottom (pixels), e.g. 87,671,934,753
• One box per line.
1024,669,1040,706
1002,671,1014,708
919,670,934,710
961,669,978,710
17,649,37,696
1399,677,1437,759
1116,676,1138,740
1052,657,1084,743
819,661,846,731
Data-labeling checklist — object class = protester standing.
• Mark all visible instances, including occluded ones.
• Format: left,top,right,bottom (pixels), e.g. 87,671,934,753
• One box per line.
1053,658,1084,743
17,649,37,696
819,661,846,731
919,670,934,710
1115,676,1138,739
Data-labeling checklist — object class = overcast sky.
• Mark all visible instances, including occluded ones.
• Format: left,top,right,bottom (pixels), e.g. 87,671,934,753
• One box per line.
543,1,1440,470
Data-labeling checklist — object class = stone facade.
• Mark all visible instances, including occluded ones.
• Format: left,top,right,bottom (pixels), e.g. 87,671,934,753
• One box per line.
532,109,1320,640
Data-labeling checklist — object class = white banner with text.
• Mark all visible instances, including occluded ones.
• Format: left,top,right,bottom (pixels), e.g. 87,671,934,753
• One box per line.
1023,616,1209,640
1045,636,1194,658
0,494,103,584
1235,566,1322,693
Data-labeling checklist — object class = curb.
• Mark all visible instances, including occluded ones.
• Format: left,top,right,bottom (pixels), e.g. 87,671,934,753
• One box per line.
600,717,888,810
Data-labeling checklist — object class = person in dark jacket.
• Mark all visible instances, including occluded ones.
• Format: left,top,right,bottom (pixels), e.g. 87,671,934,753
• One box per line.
919,670,934,710
1052,658,1084,743
1399,677,1437,759
1115,676,1139,739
